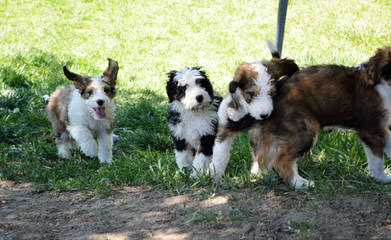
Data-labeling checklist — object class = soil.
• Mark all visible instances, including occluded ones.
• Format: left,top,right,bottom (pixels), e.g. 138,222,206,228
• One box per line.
1,180,391,240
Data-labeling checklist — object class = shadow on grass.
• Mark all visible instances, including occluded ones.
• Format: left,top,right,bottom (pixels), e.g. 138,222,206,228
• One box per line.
0,49,178,191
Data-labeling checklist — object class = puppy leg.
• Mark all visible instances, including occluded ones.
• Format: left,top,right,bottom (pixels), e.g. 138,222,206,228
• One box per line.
359,130,391,183
56,132,72,159
67,125,98,158
249,127,267,175
172,137,192,170
384,130,391,158
191,135,215,177
209,128,236,178
274,134,316,189
97,130,113,164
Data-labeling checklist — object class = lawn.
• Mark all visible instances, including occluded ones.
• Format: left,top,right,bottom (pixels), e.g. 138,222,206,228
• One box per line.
1,0,391,198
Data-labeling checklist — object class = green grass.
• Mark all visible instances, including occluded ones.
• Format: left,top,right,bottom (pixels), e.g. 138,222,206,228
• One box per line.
1,0,391,197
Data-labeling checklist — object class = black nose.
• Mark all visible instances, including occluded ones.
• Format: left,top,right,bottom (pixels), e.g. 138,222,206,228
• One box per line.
196,95,203,103
260,113,270,119
97,99,105,106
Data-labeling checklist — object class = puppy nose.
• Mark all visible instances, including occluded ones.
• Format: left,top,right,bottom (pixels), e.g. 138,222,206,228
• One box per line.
260,113,270,119
196,95,203,103
97,99,105,106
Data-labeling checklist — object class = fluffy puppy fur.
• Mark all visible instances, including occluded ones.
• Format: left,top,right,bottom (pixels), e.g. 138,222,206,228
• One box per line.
209,42,299,177
249,47,391,188
166,67,222,175
46,59,119,164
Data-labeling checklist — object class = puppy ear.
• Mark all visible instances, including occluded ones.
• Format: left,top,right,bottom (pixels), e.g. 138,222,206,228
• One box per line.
265,58,299,80
103,58,119,86
63,66,90,92
229,81,238,93
63,66,83,81
166,70,178,102
367,47,391,85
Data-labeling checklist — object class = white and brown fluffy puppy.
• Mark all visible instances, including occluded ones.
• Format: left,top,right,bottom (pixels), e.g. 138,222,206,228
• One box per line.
46,59,119,164
249,47,391,189
209,44,299,178
166,67,222,175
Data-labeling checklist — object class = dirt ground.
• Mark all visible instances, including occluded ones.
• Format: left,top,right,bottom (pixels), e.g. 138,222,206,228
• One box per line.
1,180,391,240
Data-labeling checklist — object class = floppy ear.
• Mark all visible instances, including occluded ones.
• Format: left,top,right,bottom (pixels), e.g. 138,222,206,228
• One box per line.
103,58,119,86
166,70,178,102
63,66,90,92
229,81,238,93
268,58,299,79
367,47,391,85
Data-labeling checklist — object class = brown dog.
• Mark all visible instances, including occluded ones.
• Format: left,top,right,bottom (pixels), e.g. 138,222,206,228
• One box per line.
247,47,391,188
209,42,299,177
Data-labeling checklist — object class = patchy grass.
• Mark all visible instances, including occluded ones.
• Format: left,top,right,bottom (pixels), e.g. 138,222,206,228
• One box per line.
1,0,391,197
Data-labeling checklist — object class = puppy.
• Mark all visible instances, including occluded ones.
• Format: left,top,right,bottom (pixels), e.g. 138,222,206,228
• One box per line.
46,59,119,164
209,43,299,177
166,67,222,175
248,47,391,188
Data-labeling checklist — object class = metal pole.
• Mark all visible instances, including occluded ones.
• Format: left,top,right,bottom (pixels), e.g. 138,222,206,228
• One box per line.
275,0,288,56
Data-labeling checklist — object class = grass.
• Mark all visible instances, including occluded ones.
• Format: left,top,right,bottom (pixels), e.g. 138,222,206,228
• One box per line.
1,0,391,198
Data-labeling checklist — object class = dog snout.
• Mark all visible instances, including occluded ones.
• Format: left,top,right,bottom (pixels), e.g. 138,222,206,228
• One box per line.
260,113,270,119
196,95,204,103
97,99,105,106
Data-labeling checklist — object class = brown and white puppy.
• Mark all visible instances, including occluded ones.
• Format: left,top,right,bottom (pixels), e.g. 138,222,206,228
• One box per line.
46,59,119,163
209,43,299,177
249,47,391,188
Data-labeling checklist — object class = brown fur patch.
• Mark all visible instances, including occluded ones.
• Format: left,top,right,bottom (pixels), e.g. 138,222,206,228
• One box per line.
216,126,235,142
367,47,391,85
250,49,391,185
46,85,74,137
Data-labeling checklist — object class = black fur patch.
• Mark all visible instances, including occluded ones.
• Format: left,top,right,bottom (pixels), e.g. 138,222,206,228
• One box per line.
199,135,216,156
226,114,257,132
166,70,178,102
168,110,182,125
172,136,186,151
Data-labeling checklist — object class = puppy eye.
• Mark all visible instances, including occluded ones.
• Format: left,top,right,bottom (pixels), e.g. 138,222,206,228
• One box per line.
178,84,187,91
87,90,93,96
104,87,111,93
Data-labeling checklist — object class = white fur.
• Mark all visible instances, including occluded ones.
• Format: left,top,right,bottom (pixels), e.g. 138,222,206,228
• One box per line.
209,135,235,178
226,89,249,121
175,67,212,111
290,163,314,188
246,61,274,120
169,101,217,174
363,143,391,183
175,149,193,169
169,101,217,147
65,76,115,164
191,153,209,177
168,67,220,174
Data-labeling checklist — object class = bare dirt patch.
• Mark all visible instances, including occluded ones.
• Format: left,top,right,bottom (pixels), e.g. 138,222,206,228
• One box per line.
1,180,391,240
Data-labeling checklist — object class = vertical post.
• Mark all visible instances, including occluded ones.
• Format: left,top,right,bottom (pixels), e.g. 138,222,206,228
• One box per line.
275,0,289,56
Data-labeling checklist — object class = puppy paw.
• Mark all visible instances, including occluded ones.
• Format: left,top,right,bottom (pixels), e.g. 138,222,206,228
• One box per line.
291,177,314,189
81,142,98,158
58,150,71,159
372,174,391,184
208,164,224,179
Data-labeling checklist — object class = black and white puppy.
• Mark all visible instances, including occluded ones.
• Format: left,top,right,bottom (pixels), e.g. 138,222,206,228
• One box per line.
166,67,222,176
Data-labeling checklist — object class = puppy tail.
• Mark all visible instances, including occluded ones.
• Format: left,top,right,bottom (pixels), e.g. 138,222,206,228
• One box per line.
42,94,50,104
266,39,280,59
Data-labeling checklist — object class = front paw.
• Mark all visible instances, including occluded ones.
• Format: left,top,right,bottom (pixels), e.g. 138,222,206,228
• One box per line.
81,141,98,158
98,150,112,164
372,174,391,184
208,163,224,179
